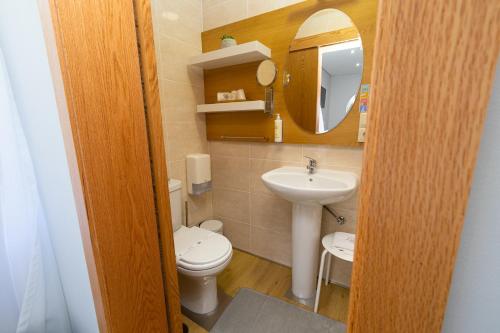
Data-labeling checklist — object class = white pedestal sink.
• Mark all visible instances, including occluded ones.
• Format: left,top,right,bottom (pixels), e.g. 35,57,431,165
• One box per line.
261,167,358,300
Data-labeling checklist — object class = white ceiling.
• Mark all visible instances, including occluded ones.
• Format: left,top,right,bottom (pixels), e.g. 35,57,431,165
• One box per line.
321,40,363,76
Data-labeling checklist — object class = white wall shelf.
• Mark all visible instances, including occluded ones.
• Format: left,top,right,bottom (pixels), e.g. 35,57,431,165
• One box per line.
189,41,271,69
197,100,265,113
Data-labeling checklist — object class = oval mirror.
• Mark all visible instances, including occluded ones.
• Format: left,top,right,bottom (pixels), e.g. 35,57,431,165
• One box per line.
257,59,277,87
284,9,363,134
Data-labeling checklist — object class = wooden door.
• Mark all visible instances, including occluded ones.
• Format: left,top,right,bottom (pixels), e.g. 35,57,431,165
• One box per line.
348,0,500,332
45,0,172,331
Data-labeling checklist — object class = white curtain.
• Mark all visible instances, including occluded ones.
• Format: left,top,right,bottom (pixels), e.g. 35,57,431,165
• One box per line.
0,49,71,332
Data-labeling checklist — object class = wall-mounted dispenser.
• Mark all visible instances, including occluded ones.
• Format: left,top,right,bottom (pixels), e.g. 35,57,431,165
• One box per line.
186,154,212,195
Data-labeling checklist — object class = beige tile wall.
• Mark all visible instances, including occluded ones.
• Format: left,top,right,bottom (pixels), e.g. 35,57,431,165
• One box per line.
203,0,306,30
211,141,362,286
151,0,213,226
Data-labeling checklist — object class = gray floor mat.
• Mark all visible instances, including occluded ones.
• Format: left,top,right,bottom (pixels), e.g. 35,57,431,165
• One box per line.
210,288,346,333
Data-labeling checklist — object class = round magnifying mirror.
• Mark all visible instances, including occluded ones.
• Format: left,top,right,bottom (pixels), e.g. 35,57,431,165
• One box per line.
256,59,277,87
284,9,363,134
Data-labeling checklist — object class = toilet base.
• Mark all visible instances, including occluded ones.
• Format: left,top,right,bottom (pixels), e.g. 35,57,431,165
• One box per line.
181,287,232,331
179,273,218,314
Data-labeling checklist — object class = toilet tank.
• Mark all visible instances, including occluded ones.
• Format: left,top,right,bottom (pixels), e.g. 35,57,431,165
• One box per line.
168,179,183,231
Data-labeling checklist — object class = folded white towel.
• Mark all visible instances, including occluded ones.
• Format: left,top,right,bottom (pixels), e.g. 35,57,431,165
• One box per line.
332,232,355,251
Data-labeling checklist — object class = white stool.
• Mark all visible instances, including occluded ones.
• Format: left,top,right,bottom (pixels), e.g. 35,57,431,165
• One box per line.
314,232,355,313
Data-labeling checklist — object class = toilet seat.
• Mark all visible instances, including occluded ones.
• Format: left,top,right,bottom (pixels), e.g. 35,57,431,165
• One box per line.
174,226,232,271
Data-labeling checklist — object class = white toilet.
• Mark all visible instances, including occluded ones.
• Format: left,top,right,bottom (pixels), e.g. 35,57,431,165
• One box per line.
168,178,232,314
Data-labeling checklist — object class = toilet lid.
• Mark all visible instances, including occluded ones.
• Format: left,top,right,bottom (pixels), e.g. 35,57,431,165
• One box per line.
174,226,232,271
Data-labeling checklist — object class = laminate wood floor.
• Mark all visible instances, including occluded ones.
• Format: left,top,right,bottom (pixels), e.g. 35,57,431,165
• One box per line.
182,249,350,333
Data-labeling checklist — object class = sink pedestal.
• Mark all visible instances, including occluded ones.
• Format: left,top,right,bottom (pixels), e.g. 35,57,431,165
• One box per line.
291,203,323,299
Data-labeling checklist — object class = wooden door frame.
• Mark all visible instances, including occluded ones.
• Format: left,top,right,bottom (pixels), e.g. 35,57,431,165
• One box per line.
132,0,183,332
348,0,500,332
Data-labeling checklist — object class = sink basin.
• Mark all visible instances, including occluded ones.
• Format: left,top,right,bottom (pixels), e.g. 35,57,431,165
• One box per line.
261,167,357,205
261,166,358,301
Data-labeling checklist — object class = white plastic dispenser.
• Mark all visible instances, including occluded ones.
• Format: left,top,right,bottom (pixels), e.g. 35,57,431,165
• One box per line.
186,154,212,195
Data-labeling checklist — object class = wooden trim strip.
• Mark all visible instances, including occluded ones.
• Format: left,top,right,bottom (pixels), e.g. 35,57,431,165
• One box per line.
289,27,359,52
348,0,500,332
132,0,183,332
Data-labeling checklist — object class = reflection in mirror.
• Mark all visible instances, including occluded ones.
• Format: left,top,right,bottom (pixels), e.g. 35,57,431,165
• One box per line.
319,39,363,132
285,9,363,134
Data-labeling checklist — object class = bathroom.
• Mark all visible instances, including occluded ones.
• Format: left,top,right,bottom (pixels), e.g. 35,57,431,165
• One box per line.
155,1,371,330
1,0,499,332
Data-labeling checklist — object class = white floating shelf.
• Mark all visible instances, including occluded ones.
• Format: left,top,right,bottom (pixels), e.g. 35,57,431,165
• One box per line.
197,100,265,113
189,41,271,69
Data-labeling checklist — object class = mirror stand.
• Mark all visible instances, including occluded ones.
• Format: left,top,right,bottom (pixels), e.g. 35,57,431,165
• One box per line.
256,59,278,116
264,87,274,116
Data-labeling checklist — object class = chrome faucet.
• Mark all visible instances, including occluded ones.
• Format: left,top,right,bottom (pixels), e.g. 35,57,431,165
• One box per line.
304,156,317,174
